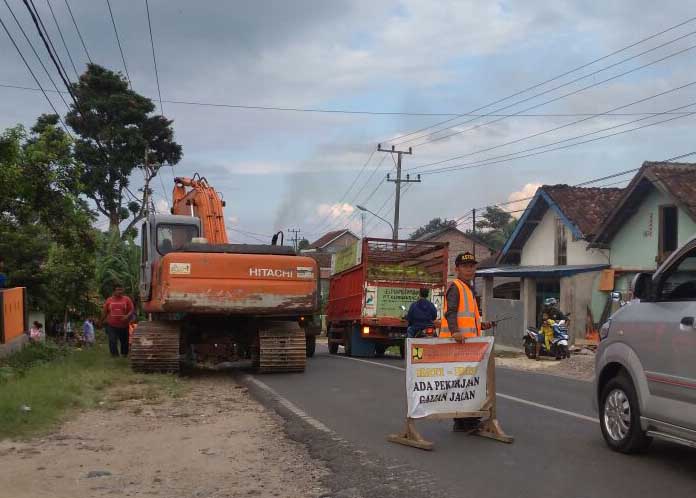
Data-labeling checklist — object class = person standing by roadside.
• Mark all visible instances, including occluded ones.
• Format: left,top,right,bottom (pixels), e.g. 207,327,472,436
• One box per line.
100,283,134,357
83,318,96,347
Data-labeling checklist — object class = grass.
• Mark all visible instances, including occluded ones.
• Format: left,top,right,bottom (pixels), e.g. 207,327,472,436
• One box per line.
0,339,182,440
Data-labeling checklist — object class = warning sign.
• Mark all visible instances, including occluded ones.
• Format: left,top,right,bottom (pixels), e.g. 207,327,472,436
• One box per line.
406,337,493,418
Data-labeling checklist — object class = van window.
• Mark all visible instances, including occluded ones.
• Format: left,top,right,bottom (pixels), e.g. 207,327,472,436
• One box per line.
157,224,199,255
658,248,696,301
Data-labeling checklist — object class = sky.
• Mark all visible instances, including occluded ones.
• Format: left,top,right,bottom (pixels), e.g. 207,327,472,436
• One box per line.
1,0,695,243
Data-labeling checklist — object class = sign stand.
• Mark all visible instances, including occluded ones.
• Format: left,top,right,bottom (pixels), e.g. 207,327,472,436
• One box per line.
387,347,513,450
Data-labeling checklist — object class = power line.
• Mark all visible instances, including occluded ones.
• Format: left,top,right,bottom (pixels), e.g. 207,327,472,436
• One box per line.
385,17,696,147
144,0,163,115
408,79,696,172
408,35,696,148
2,0,71,110
0,9,70,135
421,101,696,176
63,0,91,63
105,0,131,88
26,0,73,87
45,0,78,80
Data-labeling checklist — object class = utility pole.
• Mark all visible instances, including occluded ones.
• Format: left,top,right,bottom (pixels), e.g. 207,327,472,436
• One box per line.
378,144,419,240
287,228,301,251
472,208,477,259
361,211,366,239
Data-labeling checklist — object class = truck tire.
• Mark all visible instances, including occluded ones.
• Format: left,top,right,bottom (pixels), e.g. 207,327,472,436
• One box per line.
599,373,652,453
399,344,406,359
328,341,339,355
374,344,387,358
344,330,353,357
306,335,316,358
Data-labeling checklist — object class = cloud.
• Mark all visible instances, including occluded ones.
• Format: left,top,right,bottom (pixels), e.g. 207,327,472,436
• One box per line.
317,203,355,219
155,198,170,214
506,183,541,217
227,216,239,226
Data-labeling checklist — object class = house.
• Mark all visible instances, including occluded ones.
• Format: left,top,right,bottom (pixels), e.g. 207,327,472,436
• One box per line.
416,226,495,278
477,184,623,346
302,229,360,309
308,229,359,253
477,161,696,347
590,161,696,296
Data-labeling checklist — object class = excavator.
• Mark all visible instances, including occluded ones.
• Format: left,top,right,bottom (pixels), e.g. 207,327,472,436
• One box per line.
131,174,319,373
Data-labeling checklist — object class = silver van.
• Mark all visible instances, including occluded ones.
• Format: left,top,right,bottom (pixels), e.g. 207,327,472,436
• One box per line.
595,236,696,453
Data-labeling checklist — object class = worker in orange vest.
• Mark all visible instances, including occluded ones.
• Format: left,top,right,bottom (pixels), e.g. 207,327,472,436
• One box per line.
441,252,494,432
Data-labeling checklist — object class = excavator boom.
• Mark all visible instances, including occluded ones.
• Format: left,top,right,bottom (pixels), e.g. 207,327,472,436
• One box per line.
171,175,228,244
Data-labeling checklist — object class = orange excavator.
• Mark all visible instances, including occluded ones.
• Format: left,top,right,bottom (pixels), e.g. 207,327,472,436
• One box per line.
130,174,319,373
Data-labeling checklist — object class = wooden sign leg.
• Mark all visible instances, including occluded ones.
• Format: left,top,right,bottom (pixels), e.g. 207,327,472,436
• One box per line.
474,351,514,444
387,418,434,451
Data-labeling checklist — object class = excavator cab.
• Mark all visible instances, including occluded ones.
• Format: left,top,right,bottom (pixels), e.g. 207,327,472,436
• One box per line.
139,214,201,302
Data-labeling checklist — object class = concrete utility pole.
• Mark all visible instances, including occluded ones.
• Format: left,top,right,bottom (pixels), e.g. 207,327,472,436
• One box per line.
472,208,477,259
377,144,419,240
287,228,301,251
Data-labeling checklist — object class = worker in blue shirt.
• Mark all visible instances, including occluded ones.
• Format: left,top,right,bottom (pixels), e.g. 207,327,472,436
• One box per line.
406,288,438,338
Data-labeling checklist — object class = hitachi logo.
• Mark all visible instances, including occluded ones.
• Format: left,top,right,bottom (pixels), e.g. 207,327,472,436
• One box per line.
249,268,293,278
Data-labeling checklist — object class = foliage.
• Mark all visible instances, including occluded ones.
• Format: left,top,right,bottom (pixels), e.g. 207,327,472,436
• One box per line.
95,229,141,301
0,338,181,439
65,64,182,235
469,206,519,251
0,118,97,315
408,218,457,240
298,238,310,250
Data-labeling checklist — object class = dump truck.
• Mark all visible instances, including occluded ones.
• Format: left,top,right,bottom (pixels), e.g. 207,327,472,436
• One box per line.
326,238,448,357
131,175,319,373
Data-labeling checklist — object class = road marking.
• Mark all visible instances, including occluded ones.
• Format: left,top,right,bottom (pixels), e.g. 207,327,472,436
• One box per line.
328,352,600,424
245,375,346,441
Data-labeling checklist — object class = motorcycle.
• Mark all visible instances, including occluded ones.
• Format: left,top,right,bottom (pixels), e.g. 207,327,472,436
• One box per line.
523,314,570,360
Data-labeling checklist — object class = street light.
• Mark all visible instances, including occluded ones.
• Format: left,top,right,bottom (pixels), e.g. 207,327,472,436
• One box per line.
356,204,394,237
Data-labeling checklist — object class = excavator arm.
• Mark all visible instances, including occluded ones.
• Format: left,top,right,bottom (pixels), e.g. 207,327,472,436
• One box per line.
172,175,229,244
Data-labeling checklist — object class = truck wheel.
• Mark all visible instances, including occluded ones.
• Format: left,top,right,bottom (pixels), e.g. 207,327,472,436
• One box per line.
374,344,387,358
305,335,316,358
599,373,652,453
399,344,406,359
328,342,339,355
344,332,353,357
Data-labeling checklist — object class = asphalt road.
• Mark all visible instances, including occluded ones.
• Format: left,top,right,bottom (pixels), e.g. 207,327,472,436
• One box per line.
245,344,696,498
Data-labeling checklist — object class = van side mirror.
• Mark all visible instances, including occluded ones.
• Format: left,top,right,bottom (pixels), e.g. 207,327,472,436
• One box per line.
632,273,653,301
610,291,621,302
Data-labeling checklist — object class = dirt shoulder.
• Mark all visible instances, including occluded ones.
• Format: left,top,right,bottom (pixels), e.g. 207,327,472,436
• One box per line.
0,373,328,498
495,348,596,382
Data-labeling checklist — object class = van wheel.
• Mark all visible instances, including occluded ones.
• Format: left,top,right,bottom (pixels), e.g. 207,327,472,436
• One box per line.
599,373,652,453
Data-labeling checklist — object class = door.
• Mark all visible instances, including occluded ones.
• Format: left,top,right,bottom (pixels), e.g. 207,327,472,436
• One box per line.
139,222,152,301
645,243,696,429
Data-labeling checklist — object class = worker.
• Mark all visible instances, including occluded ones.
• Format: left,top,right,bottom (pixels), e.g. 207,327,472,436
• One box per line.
100,283,135,357
406,288,438,338
441,252,493,432
0,256,7,288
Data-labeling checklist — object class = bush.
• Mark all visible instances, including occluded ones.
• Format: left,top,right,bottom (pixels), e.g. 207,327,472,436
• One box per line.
0,341,69,379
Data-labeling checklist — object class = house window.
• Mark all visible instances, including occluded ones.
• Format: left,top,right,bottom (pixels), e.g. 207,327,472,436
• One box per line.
659,205,678,260
555,218,567,266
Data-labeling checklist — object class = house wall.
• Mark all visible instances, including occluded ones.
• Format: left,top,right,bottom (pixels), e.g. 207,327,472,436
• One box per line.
560,272,598,344
428,231,493,277
323,233,359,254
520,209,608,266
610,188,696,270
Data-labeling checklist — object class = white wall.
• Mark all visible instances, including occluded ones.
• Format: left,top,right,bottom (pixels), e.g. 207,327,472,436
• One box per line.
520,208,608,266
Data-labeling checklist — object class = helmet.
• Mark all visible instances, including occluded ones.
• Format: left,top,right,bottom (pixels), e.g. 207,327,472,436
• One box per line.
544,297,558,307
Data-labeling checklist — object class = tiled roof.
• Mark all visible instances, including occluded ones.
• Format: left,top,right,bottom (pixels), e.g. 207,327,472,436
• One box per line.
591,161,696,245
417,226,495,251
543,185,624,238
309,230,351,249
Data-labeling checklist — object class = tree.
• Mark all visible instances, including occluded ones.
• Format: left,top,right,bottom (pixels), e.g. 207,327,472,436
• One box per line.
298,238,310,250
409,218,457,240
65,64,182,236
96,230,141,302
0,117,97,317
470,206,518,250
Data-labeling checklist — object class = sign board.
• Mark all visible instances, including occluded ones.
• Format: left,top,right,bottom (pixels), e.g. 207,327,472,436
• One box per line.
406,337,494,419
376,287,421,317
332,242,362,275
363,285,377,317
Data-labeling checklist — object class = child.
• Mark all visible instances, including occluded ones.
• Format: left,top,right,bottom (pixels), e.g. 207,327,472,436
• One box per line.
83,318,96,347
29,321,45,342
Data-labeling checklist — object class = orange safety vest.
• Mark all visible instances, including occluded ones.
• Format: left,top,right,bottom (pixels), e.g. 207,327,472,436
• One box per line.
440,279,481,338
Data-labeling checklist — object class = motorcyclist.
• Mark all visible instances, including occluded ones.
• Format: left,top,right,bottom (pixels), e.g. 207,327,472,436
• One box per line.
406,288,437,338
536,298,563,360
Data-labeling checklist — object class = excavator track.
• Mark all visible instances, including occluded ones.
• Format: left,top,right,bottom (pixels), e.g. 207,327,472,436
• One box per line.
257,321,307,373
130,321,181,373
